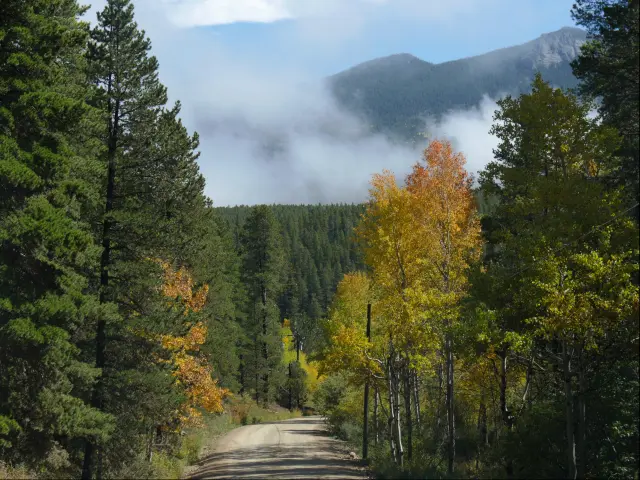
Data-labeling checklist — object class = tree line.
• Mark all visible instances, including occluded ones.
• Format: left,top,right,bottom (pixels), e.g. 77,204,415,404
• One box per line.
217,204,365,351
315,1,639,478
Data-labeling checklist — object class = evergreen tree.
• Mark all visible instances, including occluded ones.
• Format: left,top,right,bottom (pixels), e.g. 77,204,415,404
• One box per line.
81,1,167,475
0,0,113,470
216,203,365,356
194,210,244,391
239,206,286,405
571,0,640,207
82,1,231,476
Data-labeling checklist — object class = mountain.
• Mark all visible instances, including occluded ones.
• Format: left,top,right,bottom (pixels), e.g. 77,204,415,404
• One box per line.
328,27,587,141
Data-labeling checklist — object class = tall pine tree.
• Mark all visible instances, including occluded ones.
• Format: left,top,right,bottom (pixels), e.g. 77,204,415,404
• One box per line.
239,206,286,405
82,0,223,476
0,0,114,470
571,0,640,208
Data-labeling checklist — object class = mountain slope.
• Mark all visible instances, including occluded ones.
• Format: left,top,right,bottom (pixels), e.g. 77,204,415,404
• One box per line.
328,27,587,141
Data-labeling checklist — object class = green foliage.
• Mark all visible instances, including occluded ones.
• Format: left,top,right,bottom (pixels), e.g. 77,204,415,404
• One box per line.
1,0,244,476
0,0,114,471
236,206,287,404
0,417,20,448
313,373,362,442
571,0,640,204
322,71,638,480
218,203,365,353
0,0,638,478
470,73,639,479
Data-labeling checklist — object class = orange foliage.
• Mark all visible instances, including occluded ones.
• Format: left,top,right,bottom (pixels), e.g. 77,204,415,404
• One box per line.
348,140,481,372
155,261,229,427
161,322,207,352
171,348,228,426
157,260,209,315
406,140,482,301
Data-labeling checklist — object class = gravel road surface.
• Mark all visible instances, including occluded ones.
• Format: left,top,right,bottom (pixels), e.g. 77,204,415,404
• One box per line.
186,416,366,479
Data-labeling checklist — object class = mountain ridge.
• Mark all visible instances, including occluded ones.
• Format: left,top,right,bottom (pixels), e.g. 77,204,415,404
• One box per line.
328,26,587,141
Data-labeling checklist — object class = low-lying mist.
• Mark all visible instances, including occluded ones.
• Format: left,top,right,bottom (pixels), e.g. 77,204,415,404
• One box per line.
85,0,501,206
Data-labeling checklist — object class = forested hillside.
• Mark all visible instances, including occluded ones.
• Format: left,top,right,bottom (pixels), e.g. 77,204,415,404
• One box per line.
0,1,365,472
1,0,252,477
217,204,365,352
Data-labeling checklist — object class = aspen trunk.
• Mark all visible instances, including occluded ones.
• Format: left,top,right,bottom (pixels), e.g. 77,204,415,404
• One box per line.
393,358,404,468
413,370,421,428
404,366,413,461
374,387,379,446
562,340,577,479
577,353,586,479
446,336,455,475
387,358,397,463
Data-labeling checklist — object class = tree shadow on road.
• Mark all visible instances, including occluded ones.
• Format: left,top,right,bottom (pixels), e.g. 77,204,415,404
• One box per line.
188,442,364,479
258,417,326,426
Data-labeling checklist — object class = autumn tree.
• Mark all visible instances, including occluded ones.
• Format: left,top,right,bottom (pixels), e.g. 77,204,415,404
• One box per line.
351,142,481,469
319,273,382,383
406,140,483,474
355,172,424,465
157,261,228,429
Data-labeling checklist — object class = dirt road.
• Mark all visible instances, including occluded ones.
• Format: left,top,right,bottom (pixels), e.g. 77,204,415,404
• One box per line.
186,416,366,479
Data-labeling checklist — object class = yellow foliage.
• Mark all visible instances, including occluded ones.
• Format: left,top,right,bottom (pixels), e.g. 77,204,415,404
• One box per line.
155,259,209,315
161,322,207,352
319,273,384,383
172,351,228,426
153,260,229,427
406,139,483,316
280,321,322,394
323,140,482,388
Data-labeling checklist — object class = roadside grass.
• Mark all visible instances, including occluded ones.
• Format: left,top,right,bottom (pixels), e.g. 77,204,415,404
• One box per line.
0,462,35,480
0,399,301,480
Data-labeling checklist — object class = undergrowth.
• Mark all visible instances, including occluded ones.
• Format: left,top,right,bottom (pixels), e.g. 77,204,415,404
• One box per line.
0,399,301,480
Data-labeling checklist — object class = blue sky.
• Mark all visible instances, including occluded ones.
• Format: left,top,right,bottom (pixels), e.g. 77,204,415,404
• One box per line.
203,0,576,76
85,0,579,206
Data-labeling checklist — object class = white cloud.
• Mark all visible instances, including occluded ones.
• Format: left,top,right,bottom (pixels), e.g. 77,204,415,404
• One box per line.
165,0,292,27
130,0,504,28
181,63,421,205
82,0,512,206
427,96,500,179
